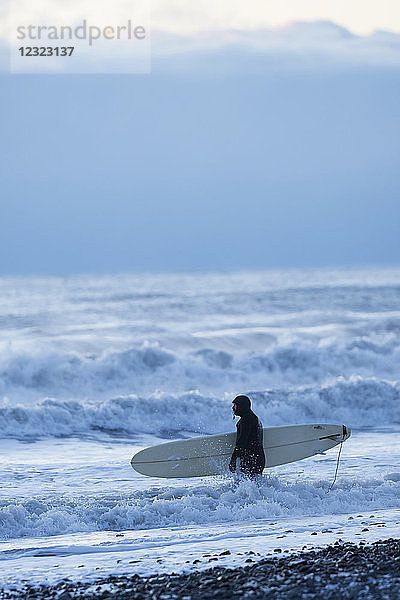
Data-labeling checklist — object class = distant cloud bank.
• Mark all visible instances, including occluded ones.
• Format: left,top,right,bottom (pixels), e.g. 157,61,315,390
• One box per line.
2,20,400,73
152,21,400,69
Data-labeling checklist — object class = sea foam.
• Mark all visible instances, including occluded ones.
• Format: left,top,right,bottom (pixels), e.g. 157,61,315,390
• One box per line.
0,376,399,440
1,475,399,540
1,331,400,396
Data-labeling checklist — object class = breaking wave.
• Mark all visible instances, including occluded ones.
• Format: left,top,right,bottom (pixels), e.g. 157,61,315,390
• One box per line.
0,377,399,440
1,333,400,398
1,474,399,540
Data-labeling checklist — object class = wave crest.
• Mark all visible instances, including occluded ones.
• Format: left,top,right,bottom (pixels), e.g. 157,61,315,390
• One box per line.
0,376,399,439
1,335,400,399
1,474,399,540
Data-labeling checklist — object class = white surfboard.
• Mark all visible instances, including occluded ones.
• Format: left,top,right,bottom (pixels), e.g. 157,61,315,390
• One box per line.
131,423,351,478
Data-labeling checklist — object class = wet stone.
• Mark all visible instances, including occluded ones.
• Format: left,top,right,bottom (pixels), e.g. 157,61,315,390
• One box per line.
1,539,400,600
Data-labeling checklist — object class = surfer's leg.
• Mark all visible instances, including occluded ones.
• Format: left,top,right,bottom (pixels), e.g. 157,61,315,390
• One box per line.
239,456,259,479
255,456,265,475
254,451,265,474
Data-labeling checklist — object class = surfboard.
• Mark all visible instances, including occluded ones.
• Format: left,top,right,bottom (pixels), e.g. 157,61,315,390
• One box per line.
131,423,351,478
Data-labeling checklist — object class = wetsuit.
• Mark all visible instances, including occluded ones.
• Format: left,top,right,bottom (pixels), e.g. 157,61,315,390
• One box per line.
230,401,266,478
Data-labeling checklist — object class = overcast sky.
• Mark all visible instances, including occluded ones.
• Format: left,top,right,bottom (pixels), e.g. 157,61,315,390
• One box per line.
3,0,400,38
1,2,399,275
150,0,400,35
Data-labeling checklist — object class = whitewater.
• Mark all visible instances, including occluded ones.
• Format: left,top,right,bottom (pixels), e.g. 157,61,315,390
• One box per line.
0,268,399,588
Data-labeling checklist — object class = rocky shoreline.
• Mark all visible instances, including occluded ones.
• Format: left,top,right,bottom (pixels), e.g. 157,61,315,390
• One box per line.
1,539,399,600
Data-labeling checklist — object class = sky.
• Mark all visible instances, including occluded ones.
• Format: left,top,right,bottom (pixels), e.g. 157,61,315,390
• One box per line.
3,0,400,38
150,0,400,35
1,1,399,275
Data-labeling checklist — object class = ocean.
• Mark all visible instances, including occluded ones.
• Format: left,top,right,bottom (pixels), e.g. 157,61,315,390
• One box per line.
0,268,399,588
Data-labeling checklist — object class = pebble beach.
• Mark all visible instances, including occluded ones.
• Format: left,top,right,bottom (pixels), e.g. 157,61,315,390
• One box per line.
2,539,399,600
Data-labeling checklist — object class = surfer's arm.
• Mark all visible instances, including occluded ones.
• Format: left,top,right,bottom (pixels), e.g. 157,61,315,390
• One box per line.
234,415,251,455
229,421,242,471
230,418,251,470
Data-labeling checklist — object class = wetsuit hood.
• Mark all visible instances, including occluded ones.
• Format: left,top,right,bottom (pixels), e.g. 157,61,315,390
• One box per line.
232,395,251,417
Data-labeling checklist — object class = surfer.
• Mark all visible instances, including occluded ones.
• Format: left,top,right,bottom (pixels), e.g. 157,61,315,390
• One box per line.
229,395,265,478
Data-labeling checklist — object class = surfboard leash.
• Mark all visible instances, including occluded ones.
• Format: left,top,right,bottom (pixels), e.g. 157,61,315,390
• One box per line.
326,441,344,493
